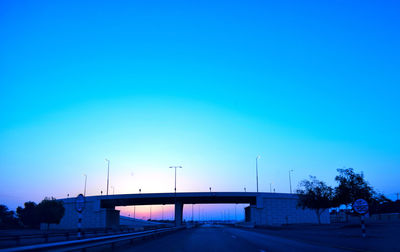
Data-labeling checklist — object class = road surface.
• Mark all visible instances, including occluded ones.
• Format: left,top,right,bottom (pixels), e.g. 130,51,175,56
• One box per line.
114,224,350,252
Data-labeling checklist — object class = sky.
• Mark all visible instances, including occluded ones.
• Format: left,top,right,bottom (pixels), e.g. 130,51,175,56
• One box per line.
0,0,399,219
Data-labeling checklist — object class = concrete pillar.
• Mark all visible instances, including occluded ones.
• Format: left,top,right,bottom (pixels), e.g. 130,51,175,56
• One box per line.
174,201,183,226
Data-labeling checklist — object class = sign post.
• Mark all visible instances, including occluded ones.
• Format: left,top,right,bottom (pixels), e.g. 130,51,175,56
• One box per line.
75,194,86,239
352,199,369,238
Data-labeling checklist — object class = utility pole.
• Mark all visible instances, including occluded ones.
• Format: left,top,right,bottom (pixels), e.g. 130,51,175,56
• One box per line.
83,174,87,196
256,155,260,192
105,159,110,195
289,170,294,194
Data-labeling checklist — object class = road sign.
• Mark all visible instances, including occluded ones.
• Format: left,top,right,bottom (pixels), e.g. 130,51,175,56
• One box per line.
75,194,86,213
353,199,368,215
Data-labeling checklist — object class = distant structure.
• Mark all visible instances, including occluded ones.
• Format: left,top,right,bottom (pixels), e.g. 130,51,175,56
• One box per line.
51,192,329,229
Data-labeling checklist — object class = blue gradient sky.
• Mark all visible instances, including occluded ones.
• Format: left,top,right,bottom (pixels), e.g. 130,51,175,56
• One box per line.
1,1,399,217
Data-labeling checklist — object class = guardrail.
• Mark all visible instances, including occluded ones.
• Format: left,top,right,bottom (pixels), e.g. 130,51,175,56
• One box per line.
0,225,169,248
0,226,183,252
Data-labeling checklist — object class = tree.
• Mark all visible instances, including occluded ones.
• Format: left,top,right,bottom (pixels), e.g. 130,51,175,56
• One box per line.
37,197,65,230
0,205,19,228
334,168,375,208
16,202,40,228
297,176,335,224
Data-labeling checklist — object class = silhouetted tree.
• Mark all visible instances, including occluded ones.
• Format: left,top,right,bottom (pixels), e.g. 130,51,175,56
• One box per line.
37,197,65,230
16,202,40,228
297,176,335,224
369,196,399,214
334,168,375,208
0,205,19,228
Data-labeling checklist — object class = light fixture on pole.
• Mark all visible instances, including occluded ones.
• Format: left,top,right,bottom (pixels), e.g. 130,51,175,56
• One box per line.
256,155,260,192
105,159,110,195
289,170,294,194
83,174,87,196
169,166,182,193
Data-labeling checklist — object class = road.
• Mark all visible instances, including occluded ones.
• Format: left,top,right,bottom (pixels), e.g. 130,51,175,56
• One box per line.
114,224,349,252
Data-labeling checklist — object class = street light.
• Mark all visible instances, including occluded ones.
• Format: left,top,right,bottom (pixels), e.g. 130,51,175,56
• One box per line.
105,159,110,195
256,155,260,193
83,174,87,196
289,170,294,194
169,166,182,193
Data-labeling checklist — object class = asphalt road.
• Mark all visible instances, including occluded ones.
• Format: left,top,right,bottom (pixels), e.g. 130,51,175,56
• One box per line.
114,224,348,252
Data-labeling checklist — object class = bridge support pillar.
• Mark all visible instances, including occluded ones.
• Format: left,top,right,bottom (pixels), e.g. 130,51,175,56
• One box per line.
174,201,183,226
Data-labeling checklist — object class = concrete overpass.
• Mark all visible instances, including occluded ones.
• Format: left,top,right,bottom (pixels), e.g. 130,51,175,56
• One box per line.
54,192,329,229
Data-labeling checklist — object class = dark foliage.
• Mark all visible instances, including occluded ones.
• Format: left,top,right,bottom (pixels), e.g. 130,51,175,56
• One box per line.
0,205,19,228
16,202,40,228
37,197,65,229
297,176,335,224
17,198,65,229
334,168,375,207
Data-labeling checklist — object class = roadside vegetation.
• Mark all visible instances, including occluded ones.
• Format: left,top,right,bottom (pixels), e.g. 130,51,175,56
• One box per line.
0,197,65,229
297,168,400,224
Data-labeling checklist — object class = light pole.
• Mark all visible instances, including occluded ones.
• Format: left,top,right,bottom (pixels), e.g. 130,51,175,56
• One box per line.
105,159,110,195
83,174,87,196
256,155,260,193
169,166,182,193
149,206,152,220
111,186,115,195
289,170,294,194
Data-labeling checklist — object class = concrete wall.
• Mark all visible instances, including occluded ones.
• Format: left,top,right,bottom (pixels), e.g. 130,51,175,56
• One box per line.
43,198,119,230
246,194,330,226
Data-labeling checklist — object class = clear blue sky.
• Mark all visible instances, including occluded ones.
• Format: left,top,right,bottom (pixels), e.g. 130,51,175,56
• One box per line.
1,0,399,217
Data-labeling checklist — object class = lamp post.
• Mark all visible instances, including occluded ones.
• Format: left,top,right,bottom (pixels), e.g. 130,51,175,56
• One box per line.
289,170,294,194
105,159,110,195
83,174,87,196
256,155,260,193
169,166,182,193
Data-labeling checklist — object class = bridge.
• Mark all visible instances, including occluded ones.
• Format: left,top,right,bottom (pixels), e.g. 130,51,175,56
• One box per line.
53,192,329,230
